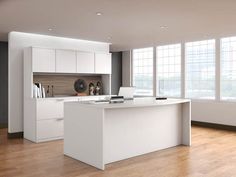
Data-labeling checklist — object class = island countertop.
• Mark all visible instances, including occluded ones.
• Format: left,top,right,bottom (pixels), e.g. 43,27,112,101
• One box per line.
64,97,191,170
66,97,191,109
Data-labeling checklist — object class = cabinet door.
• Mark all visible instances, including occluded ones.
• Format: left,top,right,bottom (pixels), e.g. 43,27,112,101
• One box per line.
56,50,77,73
36,99,64,120
37,119,64,140
95,53,111,74
32,48,56,72
77,51,95,73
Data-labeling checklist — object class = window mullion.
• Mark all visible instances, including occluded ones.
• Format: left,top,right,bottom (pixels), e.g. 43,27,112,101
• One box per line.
216,39,221,100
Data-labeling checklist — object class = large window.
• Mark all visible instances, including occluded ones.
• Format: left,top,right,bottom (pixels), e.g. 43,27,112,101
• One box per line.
132,47,153,96
185,40,215,99
157,44,181,97
221,37,236,100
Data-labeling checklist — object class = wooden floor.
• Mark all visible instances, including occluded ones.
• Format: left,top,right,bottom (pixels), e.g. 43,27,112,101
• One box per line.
1,126,236,177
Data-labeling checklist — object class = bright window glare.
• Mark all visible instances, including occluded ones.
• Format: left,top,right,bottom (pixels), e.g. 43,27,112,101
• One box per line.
157,44,181,97
132,47,153,96
185,40,216,99
221,37,236,100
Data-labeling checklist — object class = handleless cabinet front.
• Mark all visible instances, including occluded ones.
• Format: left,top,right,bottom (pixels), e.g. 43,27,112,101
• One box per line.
77,51,95,73
56,50,77,73
36,100,64,120
32,48,56,73
37,119,64,141
95,53,111,74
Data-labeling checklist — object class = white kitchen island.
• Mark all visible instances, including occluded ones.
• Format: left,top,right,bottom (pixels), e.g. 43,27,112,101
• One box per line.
64,98,191,170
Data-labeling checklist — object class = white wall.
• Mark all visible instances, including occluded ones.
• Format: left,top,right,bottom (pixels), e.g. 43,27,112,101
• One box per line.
8,32,110,133
192,101,236,126
122,50,236,126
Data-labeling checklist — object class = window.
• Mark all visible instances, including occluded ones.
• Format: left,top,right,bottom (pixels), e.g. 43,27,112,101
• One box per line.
221,37,236,100
132,47,153,96
185,40,215,99
156,44,181,97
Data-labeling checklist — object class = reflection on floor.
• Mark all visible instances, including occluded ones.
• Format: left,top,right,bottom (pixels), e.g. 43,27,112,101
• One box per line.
0,126,236,177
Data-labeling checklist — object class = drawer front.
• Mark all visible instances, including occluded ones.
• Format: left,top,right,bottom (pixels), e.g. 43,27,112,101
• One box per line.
80,96,107,101
37,119,64,140
37,100,64,120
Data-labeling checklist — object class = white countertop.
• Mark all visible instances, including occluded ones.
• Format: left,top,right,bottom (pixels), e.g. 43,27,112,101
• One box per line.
35,95,113,101
66,97,190,109
64,97,191,170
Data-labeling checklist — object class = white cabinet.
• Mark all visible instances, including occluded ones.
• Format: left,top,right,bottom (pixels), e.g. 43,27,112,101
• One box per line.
24,96,112,143
24,46,112,143
36,99,64,120
36,99,64,142
77,51,95,73
37,119,64,141
32,48,56,72
24,99,65,143
56,50,77,73
30,47,111,74
95,53,111,74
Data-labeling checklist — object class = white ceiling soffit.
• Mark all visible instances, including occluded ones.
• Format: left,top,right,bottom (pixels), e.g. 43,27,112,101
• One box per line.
1,0,236,51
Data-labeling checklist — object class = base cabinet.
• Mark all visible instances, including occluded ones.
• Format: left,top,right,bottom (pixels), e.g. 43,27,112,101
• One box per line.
24,96,111,143
37,99,64,120
37,119,64,142
24,98,77,143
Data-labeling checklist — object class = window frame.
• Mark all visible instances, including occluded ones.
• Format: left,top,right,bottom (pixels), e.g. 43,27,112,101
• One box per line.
220,36,236,101
156,43,182,98
130,36,236,103
131,47,154,97
185,39,216,100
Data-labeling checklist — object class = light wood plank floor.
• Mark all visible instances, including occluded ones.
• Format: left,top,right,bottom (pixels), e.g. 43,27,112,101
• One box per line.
1,126,236,177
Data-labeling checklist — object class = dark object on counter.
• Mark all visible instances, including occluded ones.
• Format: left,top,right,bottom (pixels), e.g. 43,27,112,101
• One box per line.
46,85,50,97
110,96,124,103
156,97,167,100
51,85,54,97
89,82,95,95
95,81,102,95
111,96,124,99
74,79,87,93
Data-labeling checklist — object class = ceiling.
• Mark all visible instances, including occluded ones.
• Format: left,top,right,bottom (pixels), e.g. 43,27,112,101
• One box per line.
1,0,236,51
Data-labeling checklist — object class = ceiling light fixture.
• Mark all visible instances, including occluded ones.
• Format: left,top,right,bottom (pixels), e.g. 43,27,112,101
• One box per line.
160,26,168,29
48,28,53,31
96,12,103,16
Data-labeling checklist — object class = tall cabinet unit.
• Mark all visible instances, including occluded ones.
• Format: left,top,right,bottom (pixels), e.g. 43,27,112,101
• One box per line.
24,47,112,143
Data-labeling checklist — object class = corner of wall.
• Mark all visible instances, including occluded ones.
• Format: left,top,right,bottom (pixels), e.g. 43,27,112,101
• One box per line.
122,51,132,87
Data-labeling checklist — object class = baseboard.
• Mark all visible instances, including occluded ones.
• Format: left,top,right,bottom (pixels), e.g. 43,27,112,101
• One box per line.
192,121,236,131
8,132,23,139
0,123,8,129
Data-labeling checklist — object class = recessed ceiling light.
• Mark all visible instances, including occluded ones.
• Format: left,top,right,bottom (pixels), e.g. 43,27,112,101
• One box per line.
160,26,168,29
96,12,102,16
48,28,53,31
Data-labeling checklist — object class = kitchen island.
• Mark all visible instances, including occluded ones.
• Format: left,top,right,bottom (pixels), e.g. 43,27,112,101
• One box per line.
64,98,191,170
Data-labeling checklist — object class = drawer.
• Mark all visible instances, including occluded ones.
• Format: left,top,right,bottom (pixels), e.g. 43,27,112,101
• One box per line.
37,99,64,120
80,96,107,101
37,119,64,140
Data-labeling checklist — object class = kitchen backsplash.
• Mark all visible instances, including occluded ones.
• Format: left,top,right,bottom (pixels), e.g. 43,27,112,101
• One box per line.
33,74,102,96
